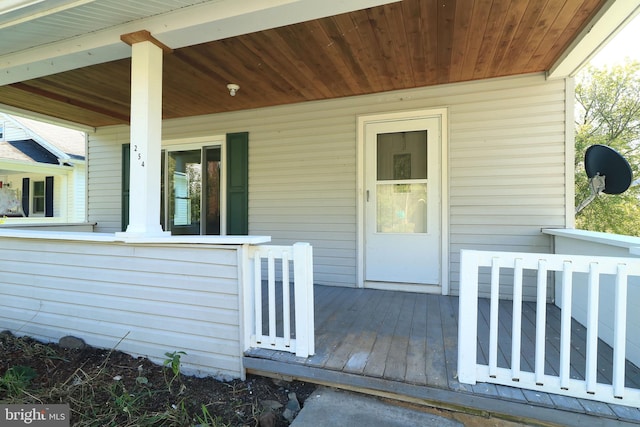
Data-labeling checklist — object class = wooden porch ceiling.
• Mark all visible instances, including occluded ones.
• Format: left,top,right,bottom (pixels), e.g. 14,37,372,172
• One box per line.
0,0,606,128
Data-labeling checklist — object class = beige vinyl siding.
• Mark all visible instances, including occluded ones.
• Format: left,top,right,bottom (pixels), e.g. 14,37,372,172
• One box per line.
88,73,569,293
0,236,242,378
2,120,30,140
448,77,568,297
87,125,127,231
70,163,86,222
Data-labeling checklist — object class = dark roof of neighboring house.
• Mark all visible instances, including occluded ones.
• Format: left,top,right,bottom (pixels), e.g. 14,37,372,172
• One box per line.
11,116,85,159
7,140,59,164
0,114,85,165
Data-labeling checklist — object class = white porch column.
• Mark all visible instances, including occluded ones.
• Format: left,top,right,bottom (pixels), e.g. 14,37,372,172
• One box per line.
119,31,171,237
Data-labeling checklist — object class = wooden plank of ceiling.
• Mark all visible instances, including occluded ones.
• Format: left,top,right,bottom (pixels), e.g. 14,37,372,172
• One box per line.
285,18,352,96
448,0,474,83
331,14,377,94
224,34,303,107
162,53,215,119
487,0,529,78
523,0,568,70
10,82,130,123
436,0,456,84
379,1,415,88
321,15,375,95
456,0,491,82
167,41,257,116
235,32,302,101
333,8,385,92
496,0,548,75
537,0,605,68
350,5,396,92
0,85,121,127
400,0,427,85
367,3,408,90
472,0,510,80
260,25,336,99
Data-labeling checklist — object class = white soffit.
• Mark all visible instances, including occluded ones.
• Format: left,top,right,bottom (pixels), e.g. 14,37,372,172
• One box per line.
0,0,399,86
548,0,640,79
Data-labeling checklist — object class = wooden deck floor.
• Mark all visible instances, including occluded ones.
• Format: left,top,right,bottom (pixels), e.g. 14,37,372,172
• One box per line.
244,285,640,426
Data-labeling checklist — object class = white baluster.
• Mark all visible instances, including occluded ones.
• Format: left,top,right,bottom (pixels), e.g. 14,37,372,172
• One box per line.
535,259,547,385
585,262,600,394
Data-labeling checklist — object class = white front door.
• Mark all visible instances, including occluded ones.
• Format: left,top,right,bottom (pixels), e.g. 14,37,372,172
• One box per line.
364,115,441,291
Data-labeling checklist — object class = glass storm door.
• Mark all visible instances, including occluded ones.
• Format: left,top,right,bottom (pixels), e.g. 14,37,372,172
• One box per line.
167,149,202,235
364,117,441,288
165,146,222,235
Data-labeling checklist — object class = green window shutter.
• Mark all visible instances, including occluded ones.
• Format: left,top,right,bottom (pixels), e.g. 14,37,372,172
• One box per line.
122,144,130,232
226,132,249,235
45,176,54,217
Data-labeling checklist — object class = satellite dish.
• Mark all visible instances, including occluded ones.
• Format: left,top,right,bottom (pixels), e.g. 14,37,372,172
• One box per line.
576,144,633,214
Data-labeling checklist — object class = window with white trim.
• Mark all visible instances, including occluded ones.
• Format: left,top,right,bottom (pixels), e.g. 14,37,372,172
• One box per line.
32,180,45,214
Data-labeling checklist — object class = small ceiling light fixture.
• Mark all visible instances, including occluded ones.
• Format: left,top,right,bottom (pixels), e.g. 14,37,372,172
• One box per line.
227,83,240,96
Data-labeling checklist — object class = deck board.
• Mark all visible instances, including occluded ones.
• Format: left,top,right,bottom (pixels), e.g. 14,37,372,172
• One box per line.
383,293,415,381
425,294,448,388
362,291,404,378
405,292,428,385
245,285,640,425
324,289,379,371
342,289,388,373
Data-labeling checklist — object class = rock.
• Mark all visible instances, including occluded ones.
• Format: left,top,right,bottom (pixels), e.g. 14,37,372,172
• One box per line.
261,400,283,411
59,336,86,349
283,392,301,422
286,392,300,412
258,411,277,427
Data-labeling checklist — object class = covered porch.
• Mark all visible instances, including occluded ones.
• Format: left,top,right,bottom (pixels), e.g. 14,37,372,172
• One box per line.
244,285,640,426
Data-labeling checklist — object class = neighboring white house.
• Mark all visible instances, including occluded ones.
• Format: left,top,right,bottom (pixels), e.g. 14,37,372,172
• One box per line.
0,113,86,223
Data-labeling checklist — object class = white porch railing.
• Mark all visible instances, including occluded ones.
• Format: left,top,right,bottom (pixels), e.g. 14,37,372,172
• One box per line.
243,242,315,358
458,249,640,407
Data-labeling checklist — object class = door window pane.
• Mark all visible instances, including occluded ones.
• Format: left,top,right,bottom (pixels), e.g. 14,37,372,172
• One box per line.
377,131,427,180
377,183,427,233
376,130,428,233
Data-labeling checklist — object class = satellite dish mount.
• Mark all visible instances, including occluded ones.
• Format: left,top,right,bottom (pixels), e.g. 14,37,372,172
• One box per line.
575,144,632,214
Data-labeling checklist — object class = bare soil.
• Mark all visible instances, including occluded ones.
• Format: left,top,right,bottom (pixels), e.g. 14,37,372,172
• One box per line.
0,331,315,426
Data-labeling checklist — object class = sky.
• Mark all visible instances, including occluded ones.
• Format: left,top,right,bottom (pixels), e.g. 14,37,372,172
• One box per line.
589,13,640,67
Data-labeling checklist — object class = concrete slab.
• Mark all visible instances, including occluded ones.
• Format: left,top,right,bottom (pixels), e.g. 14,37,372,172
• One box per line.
291,387,463,427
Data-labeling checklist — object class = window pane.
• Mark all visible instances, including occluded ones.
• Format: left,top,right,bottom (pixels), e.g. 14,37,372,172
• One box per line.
34,197,45,213
377,131,427,180
204,147,221,235
34,181,44,196
168,150,201,235
376,183,427,233
33,181,45,213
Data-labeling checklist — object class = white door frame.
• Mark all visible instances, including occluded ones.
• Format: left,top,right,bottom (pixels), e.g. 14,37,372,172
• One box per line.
356,108,449,295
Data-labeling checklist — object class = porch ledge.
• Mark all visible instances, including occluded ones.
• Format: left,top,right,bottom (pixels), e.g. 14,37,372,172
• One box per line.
0,228,271,245
542,228,640,256
0,222,96,228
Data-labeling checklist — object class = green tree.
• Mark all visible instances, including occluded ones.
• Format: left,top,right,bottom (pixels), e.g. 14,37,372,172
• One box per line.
574,60,640,236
